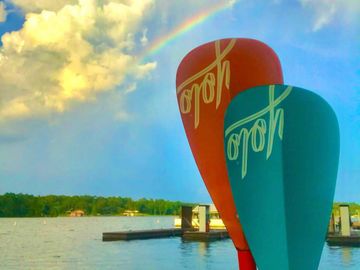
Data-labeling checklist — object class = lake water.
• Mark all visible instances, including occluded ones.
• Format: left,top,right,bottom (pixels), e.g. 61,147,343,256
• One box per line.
0,216,359,269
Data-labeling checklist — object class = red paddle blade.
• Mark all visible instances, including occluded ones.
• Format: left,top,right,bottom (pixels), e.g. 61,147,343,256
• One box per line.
176,38,283,250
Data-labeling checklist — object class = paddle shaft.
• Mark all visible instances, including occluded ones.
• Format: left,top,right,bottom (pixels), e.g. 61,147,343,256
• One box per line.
237,249,256,270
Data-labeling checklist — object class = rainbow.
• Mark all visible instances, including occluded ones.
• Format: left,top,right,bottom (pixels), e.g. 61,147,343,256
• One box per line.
143,1,235,59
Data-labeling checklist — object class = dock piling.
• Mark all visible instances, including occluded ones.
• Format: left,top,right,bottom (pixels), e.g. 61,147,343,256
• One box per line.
340,204,351,237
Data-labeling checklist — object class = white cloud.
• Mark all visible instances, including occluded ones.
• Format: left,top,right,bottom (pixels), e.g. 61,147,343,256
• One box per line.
0,0,156,121
0,2,7,22
141,28,148,46
124,82,137,94
228,0,238,7
299,0,360,31
11,0,78,13
114,111,131,122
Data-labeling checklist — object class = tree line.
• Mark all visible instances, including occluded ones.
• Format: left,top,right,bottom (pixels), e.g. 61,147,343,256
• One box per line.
332,202,360,216
0,193,194,217
0,193,359,218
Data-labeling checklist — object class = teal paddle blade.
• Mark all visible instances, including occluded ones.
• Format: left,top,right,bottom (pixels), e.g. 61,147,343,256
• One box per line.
224,85,340,270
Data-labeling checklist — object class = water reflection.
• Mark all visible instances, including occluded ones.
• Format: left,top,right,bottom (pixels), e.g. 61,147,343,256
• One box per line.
1,217,360,269
198,241,211,257
342,247,352,265
178,239,236,269
180,239,217,258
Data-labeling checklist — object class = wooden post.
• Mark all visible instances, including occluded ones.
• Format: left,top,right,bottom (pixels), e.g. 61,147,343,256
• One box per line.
340,204,351,237
199,205,210,232
328,213,335,234
181,206,193,230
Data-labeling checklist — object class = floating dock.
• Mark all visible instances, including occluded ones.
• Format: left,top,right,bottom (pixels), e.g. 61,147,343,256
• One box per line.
103,228,183,241
103,206,229,242
182,230,229,241
327,232,360,247
326,204,360,247
102,228,228,242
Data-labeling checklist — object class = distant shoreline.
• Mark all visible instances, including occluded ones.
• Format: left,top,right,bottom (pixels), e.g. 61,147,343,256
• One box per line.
0,193,359,218
0,193,194,218
0,215,177,218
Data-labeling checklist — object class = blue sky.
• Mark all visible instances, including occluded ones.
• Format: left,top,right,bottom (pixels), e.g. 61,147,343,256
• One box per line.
0,0,359,203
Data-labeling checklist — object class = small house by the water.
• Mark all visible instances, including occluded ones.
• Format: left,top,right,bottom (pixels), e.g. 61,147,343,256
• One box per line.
69,210,85,217
123,210,139,216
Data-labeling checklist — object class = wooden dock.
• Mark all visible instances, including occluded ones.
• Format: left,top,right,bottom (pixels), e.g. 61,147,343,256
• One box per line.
182,230,229,241
103,206,229,242
102,228,228,242
103,228,183,241
327,232,360,247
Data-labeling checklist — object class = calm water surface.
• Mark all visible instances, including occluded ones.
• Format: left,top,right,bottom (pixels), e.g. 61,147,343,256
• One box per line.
0,217,359,269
